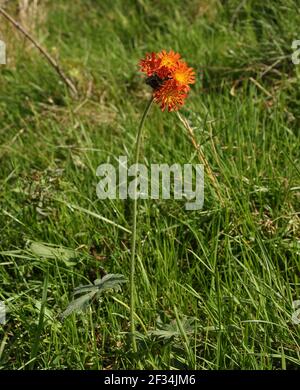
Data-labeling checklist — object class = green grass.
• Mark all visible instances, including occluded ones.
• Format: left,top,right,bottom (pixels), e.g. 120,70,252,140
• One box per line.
0,0,299,369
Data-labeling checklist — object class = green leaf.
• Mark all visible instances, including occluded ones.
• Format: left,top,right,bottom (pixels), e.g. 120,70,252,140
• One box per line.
148,317,196,340
61,273,127,320
29,242,77,266
60,291,96,320
73,274,127,296
93,273,127,292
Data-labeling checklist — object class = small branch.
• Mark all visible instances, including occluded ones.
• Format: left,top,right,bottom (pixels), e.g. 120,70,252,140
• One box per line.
0,7,78,98
177,111,225,206
249,77,272,98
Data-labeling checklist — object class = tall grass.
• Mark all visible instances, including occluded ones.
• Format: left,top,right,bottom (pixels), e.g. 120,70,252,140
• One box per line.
0,0,299,369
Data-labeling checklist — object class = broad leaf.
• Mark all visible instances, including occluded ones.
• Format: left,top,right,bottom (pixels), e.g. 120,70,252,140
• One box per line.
29,242,77,266
60,291,96,320
61,273,127,320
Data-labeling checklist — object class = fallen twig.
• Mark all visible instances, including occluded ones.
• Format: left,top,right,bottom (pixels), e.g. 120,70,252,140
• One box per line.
0,7,78,98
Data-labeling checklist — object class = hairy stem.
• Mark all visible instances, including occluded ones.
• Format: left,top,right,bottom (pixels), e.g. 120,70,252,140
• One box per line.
130,97,154,353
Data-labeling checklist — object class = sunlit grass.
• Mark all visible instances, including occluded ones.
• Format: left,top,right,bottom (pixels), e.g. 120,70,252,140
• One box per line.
0,0,299,369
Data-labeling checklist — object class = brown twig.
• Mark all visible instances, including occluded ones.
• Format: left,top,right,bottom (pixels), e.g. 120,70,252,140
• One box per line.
177,111,225,206
0,7,78,98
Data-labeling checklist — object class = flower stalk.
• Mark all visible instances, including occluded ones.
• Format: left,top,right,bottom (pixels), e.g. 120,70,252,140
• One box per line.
130,96,154,352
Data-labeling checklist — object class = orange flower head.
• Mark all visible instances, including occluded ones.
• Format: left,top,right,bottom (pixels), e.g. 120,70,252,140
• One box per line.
156,50,181,78
158,50,181,69
139,52,161,77
172,61,195,87
154,79,188,112
139,50,195,112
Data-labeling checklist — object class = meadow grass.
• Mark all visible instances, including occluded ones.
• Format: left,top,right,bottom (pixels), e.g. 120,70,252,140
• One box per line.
0,0,299,369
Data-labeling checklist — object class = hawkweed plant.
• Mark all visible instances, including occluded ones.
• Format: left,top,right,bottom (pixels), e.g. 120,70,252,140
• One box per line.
130,50,196,352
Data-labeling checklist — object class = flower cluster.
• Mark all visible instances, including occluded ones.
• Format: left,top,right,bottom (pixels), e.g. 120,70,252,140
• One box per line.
139,50,195,112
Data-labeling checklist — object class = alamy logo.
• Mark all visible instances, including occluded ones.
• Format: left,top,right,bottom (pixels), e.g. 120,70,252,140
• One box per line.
0,39,6,64
96,157,204,210
292,300,300,325
0,301,6,324
291,40,300,65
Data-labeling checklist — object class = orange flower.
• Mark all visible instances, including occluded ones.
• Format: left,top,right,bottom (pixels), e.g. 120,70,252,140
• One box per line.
139,50,195,111
158,50,181,69
172,61,195,88
154,79,188,112
156,50,181,78
139,52,161,77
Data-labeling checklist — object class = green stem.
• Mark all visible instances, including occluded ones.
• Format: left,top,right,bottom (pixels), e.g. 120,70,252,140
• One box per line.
130,96,154,353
